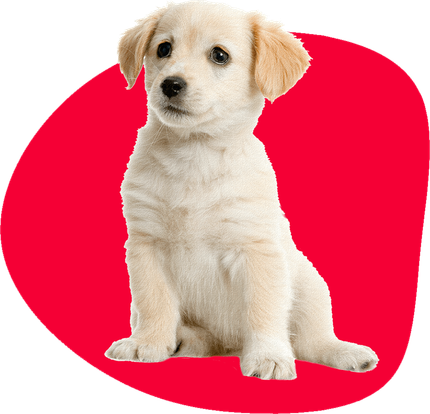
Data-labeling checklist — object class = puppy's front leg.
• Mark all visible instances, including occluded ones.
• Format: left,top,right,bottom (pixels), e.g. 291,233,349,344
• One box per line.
106,238,179,362
240,245,296,380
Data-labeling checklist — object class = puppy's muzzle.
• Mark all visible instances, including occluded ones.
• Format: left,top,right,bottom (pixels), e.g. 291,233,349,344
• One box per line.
161,77,187,99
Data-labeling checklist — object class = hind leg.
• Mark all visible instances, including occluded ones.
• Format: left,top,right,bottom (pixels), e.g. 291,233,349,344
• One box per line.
290,252,378,372
173,325,222,358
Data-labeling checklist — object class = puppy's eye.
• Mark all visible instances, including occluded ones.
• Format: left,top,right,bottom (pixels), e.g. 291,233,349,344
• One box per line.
157,42,172,58
210,47,229,65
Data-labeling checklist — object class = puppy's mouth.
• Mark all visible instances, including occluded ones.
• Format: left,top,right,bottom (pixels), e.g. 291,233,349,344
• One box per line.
164,104,190,116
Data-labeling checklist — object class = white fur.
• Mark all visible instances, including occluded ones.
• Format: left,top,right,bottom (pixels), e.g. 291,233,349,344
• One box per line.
106,1,378,379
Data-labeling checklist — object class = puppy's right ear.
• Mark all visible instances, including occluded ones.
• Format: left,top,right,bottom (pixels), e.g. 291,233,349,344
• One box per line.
118,8,166,89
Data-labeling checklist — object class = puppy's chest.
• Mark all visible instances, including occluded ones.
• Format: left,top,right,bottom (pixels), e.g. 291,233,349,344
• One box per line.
149,176,231,243
123,141,245,244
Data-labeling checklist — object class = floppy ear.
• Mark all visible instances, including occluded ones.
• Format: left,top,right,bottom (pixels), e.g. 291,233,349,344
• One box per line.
118,8,166,89
250,14,311,102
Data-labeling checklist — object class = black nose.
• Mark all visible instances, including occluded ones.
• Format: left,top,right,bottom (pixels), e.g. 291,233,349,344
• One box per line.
161,77,187,98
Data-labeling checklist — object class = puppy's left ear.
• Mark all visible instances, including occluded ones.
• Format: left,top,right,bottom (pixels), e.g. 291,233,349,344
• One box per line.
250,14,311,102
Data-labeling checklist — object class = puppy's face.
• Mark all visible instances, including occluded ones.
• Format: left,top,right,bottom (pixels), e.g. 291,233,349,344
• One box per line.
144,3,260,133
119,2,311,135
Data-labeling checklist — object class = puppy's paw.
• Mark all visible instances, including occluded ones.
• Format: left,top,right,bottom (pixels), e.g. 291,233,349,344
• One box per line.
324,341,378,372
105,337,172,362
240,352,297,380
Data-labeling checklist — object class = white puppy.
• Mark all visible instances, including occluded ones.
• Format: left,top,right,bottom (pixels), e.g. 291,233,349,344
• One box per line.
106,1,378,380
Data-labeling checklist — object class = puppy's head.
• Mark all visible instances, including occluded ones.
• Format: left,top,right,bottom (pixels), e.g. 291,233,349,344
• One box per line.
119,2,310,134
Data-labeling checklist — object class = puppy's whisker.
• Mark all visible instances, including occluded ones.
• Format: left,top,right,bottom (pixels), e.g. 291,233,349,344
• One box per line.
144,123,165,155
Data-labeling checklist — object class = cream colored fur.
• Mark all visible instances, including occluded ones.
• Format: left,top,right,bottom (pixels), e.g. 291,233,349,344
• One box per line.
105,1,378,380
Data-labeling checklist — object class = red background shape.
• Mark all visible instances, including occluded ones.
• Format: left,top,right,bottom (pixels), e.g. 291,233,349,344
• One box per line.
1,34,428,412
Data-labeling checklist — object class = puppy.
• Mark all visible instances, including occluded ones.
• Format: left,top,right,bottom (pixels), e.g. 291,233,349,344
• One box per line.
106,1,378,380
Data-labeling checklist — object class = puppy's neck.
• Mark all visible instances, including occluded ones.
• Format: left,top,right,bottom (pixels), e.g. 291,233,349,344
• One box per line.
146,110,257,147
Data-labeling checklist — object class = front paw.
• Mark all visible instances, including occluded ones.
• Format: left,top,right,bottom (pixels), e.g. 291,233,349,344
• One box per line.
240,351,297,380
105,337,173,362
